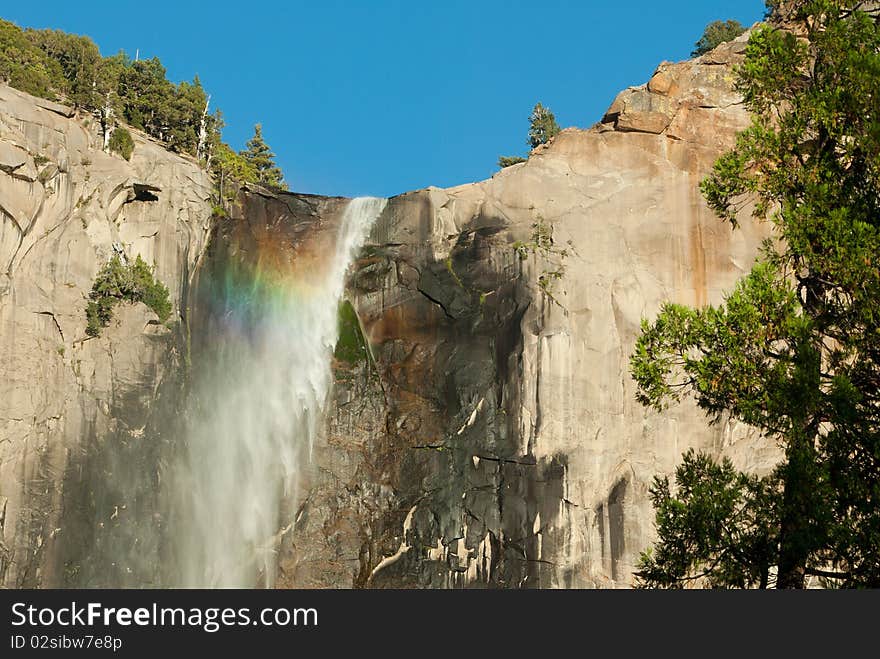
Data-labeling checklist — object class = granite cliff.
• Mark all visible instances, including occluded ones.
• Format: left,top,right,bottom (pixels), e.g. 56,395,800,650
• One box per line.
0,82,212,586
0,30,779,587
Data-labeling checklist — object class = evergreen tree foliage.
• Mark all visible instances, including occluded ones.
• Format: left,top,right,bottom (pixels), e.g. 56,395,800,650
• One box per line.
631,1,880,588
0,19,289,210
498,155,527,168
498,101,562,169
0,19,65,98
527,102,561,149
108,127,134,160
26,28,103,109
638,450,782,588
211,142,257,209
86,255,171,337
167,76,210,155
240,124,286,189
117,56,174,138
692,19,747,57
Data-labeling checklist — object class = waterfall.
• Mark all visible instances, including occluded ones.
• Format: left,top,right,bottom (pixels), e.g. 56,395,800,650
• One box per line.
168,196,387,587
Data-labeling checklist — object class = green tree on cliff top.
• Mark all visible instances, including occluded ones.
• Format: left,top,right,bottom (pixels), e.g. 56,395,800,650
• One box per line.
26,28,103,109
631,1,880,588
527,102,561,149
691,19,747,57
1,18,288,218
240,123,287,190
0,19,65,98
498,102,562,168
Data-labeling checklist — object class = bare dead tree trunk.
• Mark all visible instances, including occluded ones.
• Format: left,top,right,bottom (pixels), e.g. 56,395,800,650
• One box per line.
101,93,114,152
197,95,210,164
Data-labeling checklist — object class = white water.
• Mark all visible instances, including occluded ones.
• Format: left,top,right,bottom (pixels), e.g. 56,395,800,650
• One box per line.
170,197,386,587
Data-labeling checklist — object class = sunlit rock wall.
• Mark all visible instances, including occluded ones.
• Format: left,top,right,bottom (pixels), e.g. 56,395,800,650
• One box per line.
0,83,212,587
277,32,780,588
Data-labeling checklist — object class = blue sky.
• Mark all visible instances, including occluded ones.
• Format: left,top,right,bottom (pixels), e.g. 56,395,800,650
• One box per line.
3,1,766,198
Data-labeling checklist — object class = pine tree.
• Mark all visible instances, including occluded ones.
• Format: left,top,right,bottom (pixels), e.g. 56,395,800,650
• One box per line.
240,123,286,190
631,0,880,588
527,102,561,149
167,76,208,155
117,57,175,138
26,28,103,110
212,142,257,210
0,19,66,99
498,102,562,169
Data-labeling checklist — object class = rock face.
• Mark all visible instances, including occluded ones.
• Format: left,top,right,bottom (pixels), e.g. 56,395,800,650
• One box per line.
1,32,781,588
263,32,781,588
0,83,212,587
